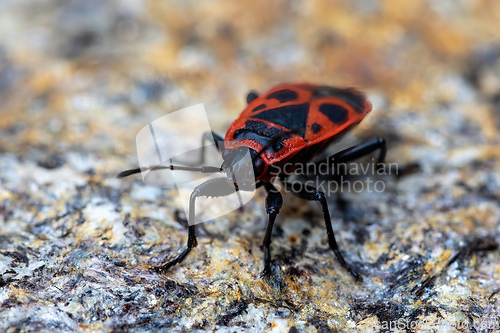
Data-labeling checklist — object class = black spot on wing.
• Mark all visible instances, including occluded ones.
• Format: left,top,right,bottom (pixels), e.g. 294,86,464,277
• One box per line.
247,91,259,104
252,103,309,137
311,123,322,133
318,103,348,125
312,86,367,114
252,104,266,112
267,89,299,103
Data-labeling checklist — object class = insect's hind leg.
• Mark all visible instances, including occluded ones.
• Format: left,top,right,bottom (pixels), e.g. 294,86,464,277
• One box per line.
311,137,386,171
152,177,238,272
282,181,360,280
261,182,283,276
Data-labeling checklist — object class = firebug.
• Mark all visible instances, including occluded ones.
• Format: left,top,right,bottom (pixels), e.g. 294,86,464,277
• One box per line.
119,83,386,279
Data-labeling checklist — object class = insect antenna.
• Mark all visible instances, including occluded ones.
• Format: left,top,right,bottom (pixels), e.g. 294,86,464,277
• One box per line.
117,164,223,178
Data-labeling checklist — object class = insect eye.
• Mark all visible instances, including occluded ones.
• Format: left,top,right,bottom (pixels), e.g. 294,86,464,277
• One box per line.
254,158,265,177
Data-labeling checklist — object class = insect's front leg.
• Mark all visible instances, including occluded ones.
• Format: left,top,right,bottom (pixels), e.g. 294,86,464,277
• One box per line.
175,131,224,167
198,131,225,163
153,177,237,272
262,182,283,276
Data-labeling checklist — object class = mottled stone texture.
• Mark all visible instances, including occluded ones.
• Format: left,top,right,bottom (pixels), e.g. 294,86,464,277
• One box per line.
1,0,500,332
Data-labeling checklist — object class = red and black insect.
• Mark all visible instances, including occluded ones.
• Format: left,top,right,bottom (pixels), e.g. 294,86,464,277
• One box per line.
119,83,386,279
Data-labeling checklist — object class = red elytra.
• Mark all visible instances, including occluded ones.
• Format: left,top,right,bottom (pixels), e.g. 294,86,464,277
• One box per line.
224,83,373,182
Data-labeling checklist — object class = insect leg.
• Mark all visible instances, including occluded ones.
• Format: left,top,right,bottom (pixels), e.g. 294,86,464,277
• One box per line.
283,181,360,279
198,131,225,163
153,177,238,272
311,137,386,171
262,182,283,276
302,137,386,213
246,90,259,104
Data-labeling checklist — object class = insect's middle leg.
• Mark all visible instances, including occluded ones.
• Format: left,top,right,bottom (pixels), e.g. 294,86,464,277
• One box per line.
283,181,360,279
305,137,386,212
262,182,283,276
153,177,237,272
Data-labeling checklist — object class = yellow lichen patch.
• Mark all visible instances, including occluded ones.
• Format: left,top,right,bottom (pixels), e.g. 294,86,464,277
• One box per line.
356,315,379,333
391,78,429,110
27,65,73,93
422,22,470,57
